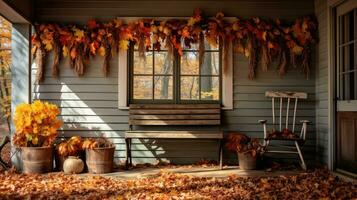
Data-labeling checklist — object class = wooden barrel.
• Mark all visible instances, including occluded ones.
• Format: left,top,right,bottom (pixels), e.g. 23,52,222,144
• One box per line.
22,146,53,173
86,147,115,174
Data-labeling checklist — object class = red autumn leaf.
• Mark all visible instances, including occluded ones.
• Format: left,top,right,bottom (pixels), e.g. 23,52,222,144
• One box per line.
87,19,98,29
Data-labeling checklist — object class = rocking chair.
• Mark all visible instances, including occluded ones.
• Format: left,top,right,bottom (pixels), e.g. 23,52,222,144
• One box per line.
259,91,310,170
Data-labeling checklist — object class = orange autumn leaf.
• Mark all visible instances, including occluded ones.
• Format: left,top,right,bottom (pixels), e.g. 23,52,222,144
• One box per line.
98,46,105,56
70,48,77,59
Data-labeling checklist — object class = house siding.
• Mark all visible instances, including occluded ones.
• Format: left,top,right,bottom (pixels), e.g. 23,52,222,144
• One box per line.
314,0,329,166
32,0,316,165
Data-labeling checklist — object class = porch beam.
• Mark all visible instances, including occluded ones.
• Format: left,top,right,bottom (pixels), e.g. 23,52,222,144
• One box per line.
0,0,32,23
11,23,31,171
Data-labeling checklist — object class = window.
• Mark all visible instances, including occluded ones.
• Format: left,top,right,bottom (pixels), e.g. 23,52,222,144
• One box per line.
129,39,221,103
337,8,357,101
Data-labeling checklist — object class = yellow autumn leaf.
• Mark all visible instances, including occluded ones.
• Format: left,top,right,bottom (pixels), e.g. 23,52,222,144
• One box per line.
119,40,129,50
73,28,85,40
187,17,196,26
292,45,303,55
244,49,250,57
98,46,105,57
44,42,53,51
62,46,69,57
32,137,38,145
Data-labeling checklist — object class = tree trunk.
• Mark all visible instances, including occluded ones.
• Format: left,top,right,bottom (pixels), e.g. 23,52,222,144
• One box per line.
201,43,213,100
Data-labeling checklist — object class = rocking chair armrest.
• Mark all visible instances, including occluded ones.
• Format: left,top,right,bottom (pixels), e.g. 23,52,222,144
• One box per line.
300,120,311,124
258,120,267,124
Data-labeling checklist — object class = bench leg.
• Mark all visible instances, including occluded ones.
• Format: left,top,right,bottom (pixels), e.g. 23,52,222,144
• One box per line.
125,138,130,170
219,139,223,170
129,138,132,166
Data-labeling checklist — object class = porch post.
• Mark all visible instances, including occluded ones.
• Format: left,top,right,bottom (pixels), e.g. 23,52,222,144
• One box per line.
11,24,31,171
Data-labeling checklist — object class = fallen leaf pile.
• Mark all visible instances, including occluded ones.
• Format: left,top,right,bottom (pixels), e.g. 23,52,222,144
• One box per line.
0,169,355,199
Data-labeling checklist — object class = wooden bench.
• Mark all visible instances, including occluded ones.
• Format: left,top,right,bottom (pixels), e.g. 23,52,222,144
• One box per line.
125,104,223,169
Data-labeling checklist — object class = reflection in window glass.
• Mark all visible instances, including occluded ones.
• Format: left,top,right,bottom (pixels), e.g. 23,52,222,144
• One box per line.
133,76,152,99
181,52,199,75
133,51,153,74
154,76,173,100
155,52,173,75
201,77,220,100
180,76,199,100
201,52,219,75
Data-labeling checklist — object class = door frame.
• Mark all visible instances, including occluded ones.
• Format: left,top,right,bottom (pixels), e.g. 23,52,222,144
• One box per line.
327,0,357,172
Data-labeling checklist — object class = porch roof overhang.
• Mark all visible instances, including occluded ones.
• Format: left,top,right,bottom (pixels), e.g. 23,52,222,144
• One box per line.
0,0,33,23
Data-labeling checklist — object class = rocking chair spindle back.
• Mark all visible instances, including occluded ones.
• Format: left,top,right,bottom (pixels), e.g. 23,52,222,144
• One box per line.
267,91,307,133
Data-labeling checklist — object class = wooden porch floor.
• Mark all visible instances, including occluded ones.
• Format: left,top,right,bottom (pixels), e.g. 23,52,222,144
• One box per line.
82,166,303,180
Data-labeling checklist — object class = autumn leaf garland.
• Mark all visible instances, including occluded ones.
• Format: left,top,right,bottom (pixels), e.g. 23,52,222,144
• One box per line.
31,9,318,82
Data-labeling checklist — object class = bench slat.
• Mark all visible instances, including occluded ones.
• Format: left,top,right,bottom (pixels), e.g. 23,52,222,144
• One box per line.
130,104,221,109
129,119,221,125
130,114,220,120
125,131,223,139
129,109,220,115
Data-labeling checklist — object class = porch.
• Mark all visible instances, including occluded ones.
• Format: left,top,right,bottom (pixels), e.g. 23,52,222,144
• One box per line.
0,0,357,198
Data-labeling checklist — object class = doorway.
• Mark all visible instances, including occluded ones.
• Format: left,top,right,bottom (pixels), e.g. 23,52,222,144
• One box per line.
335,0,357,174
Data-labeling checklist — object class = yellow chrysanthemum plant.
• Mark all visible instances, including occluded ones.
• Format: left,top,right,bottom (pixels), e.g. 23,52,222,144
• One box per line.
12,100,62,147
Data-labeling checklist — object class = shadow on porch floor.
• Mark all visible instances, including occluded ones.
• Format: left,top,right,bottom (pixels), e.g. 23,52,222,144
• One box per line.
81,166,303,180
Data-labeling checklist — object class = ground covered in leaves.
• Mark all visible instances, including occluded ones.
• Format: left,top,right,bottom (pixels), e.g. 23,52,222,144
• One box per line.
0,136,11,171
0,169,355,199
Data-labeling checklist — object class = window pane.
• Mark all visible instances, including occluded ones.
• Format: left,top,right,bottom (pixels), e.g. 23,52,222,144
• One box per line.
182,41,199,50
201,77,219,100
181,51,199,75
180,76,199,100
133,51,153,74
133,76,152,99
154,51,173,75
204,39,219,51
201,52,219,75
154,76,173,100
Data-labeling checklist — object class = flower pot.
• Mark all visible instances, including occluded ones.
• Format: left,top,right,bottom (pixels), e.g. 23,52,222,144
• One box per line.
86,146,115,174
21,146,53,173
63,156,84,174
237,152,257,170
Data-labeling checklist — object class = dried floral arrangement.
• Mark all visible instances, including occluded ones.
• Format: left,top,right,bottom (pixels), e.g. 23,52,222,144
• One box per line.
31,9,318,82
82,137,114,149
12,100,62,147
56,136,83,157
226,132,263,157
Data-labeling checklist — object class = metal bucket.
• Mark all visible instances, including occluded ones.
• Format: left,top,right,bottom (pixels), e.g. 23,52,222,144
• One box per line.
86,147,114,174
237,152,257,170
21,146,53,173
